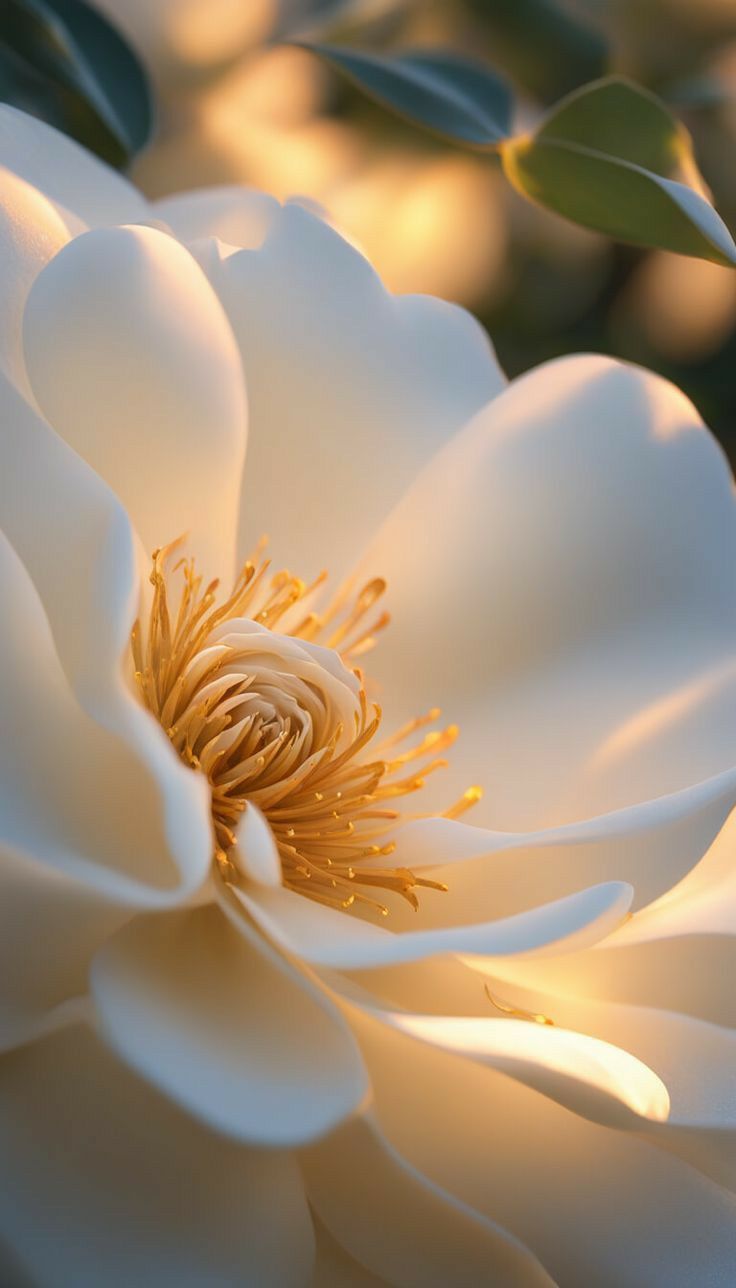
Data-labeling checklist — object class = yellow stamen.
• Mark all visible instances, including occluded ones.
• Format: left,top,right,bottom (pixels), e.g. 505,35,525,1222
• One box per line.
131,539,481,915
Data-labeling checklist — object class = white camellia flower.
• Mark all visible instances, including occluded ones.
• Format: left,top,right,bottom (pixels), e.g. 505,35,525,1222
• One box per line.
1,106,736,1287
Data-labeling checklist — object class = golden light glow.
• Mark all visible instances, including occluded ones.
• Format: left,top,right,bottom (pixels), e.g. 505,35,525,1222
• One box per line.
131,539,481,915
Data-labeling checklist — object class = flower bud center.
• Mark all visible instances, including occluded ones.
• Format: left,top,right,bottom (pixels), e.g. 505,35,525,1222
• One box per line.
131,538,481,915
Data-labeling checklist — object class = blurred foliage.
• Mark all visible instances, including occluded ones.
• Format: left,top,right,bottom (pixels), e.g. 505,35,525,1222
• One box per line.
300,43,512,144
502,78,736,266
299,23,736,267
464,0,608,102
0,0,151,166
314,0,736,461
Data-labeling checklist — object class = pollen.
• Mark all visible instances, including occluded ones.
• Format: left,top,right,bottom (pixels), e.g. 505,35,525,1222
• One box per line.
131,537,482,916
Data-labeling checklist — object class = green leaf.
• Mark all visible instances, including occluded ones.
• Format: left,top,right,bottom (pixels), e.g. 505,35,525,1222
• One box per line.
501,76,736,267
0,0,152,167
296,43,512,147
465,0,608,104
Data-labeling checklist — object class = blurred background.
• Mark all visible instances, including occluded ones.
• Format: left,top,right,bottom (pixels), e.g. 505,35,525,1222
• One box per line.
94,0,736,460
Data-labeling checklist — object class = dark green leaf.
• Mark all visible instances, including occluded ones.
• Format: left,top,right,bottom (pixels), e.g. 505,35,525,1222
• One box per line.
0,0,152,167
296,43,512,147
502,76,736,266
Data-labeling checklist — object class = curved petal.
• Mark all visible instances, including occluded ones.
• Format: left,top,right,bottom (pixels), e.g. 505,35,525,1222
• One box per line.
322,938,736,1192
383,764,736,921
0,1024,314,1287
480,803,736,1028
0,374,213,900
459,976,736,1191
91,903,369,1147
154,186,280,249
234,801,282,887
0,370,137,698
495,934,736,1032
0,105,148,229
0,842,127,1053
206,201,504,581
356,355,736,829
0,526,202,894
0,167,69,390
353,1005,669,1130
612,797,736,941
302,1112,553,1288
227,879,633,970
23,223,247,583
359,1016,736,1288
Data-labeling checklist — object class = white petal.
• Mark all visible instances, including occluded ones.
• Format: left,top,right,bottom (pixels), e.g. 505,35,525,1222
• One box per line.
0,1024,314,1287
91,902,369,1146
359,1006,669,1128
0,374,213,900
485,801,736,1029
0,842,127,1053
611,795,736,941
360,1016,736,1287
207,201,504,580
357,354,736,828
23,223,247,583
154,186,280,249
233,801,282,887
302,1112,553,1288
0,167,69,390
332,952,736,1190
0,105,148,229
0,523,210,899
469,977,736,1191
229,878,632,970
385,763,736,919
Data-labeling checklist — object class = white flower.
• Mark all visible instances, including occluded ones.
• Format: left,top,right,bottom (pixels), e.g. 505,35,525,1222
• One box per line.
1,106,736,1287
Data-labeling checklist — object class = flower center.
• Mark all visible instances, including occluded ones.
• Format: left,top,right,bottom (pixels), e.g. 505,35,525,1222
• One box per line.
131,539,481,916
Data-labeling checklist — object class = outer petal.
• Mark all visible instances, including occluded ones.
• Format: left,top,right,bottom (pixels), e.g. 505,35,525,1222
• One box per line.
343,1000,669,1130
0,509,210,1050
0,374,212,897
478,801,736,1028
357,355,736,829
470,980,736,1191
0,167,69,390
227,879,633,970
302,1113,553,1288
0,1025,314,1287
90,903,369,1147
23,223,247,582
0,843,126,1053
329,951,736,1190
0,105,148,229
0,526,197,898
359,1016,736,1288
206,202,505,580
383,764,736,920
